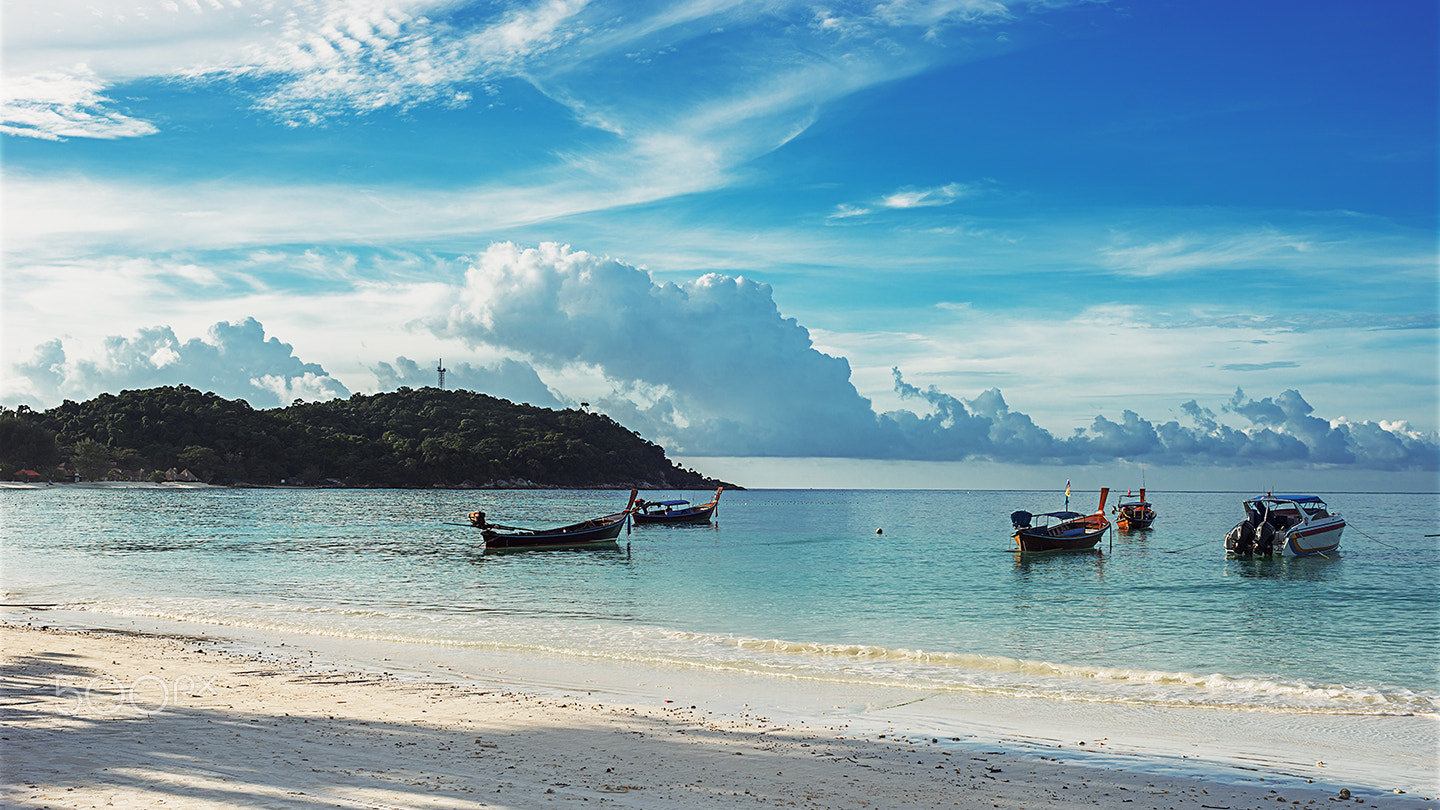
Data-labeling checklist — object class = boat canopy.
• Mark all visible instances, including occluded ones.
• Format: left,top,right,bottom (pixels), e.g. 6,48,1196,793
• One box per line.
648,499,691,507
1038,511,1085,519
1245,495,1325,504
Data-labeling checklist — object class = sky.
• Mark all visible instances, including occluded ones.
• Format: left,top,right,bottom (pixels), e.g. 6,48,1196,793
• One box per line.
2,0,1437,490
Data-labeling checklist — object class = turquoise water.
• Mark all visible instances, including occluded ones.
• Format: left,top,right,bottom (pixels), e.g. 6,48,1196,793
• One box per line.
3,487,1436,717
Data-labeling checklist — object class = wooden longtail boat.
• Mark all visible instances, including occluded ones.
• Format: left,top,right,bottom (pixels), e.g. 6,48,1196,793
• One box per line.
632,488,723,525
1114,488,1157,530
1010,487,1111,553
468,490,636,552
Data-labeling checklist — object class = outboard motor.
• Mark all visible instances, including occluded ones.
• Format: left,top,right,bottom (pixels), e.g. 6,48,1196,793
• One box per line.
1255,521,1277,556
1225,521,1256,555
1010,510,1033,530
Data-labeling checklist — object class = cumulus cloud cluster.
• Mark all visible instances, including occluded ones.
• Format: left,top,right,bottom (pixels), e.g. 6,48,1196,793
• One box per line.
372,356,564,409
4,243,1434,472
9,318,349,410
432,242,1437,471
888,374,1436,470
439,242,881,456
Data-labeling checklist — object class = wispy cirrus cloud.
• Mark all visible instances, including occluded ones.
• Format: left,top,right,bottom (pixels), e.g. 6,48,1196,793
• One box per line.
828,182,977,221
1099,228,1315,276
1,1,1037,261
880,182,973,208
235,0,591,125
3,0,579,135
1222,361,1301,372
0,67,158,140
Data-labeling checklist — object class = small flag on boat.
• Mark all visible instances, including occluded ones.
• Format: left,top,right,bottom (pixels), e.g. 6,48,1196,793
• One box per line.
1065,479,1071,498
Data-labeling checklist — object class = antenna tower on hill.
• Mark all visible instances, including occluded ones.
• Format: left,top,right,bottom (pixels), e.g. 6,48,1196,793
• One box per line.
437,359,447,389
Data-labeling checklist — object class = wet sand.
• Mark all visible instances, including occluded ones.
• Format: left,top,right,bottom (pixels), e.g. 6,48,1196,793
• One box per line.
3,621,1431,809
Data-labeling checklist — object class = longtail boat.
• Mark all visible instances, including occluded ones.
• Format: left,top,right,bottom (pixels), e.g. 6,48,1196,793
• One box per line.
1010,487,1111,553
468,490,636,552
1114,488,1157,530
632,488,723,525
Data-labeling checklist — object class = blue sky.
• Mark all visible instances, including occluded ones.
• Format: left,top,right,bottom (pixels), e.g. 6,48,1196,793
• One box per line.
3,0,1436,489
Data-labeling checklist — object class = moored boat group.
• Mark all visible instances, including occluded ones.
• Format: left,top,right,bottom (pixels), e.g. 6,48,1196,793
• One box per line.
460,482,1345,559
1008,483,1344,558
467,488,723,552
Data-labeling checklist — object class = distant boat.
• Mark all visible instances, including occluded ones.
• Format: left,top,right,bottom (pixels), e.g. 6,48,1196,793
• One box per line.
468,490,636,552
1224,494,1344,557
1010,487,1111,553
632,488,723,525
1114,488,1157,530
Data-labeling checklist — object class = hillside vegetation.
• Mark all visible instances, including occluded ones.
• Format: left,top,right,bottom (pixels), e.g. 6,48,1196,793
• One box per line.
0,386,732,489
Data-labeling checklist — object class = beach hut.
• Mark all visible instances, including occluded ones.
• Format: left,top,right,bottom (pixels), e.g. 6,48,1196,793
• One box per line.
12,469,42,481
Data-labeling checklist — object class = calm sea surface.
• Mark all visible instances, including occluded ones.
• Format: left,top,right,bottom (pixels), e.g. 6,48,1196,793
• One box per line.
3,487,1436,717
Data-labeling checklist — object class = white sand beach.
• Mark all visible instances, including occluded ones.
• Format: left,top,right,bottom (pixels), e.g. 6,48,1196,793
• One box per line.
3,618,1432,810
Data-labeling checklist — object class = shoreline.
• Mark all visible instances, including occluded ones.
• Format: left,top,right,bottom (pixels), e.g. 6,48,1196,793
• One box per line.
4,481,1434,494
0,481,726,491
0,481,221,490
3,611,1433,809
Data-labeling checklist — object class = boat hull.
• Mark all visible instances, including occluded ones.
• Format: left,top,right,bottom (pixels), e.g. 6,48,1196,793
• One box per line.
1280,519,1344,557
632,503,717,525
482,513,628,551
1115,509,1156,531
1012,522,1108,553
1114,489,1156,530
1224,495,1343,558
476,490,637,553
633,488,722,525
1010,487,1110,553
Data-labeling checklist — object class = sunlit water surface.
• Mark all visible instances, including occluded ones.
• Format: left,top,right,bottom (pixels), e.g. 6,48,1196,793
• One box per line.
4,487,1436,718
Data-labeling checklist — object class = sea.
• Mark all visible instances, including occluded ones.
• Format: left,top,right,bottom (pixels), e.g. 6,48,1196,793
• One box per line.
3,486,1437,792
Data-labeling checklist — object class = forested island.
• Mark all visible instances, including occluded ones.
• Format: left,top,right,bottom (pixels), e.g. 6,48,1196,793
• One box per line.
0,386,734,490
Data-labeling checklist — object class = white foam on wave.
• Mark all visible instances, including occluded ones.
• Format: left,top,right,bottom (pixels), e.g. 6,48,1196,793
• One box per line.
74,596,1439,718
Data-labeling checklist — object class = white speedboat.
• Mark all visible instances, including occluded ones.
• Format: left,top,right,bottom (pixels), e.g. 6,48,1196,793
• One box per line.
1224,494,1344,557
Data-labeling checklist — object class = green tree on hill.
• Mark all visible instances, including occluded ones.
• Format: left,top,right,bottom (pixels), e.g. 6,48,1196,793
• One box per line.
72,439,113,481
5,385,734,490
0,411,60,471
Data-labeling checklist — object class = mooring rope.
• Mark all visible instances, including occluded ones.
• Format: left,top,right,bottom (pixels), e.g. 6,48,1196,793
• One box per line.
1164,537,1217,554
1347,524,1407,550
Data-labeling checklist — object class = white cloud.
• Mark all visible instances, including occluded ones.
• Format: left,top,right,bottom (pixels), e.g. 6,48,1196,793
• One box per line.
6,318,349,409
0,66,159,140
1099,228,1314,277
424,241,1437,470
880,182,970,209
372,355,565,408
251,371,349,405
827,204,872,220
439,241,882,455
2,246,1432,472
